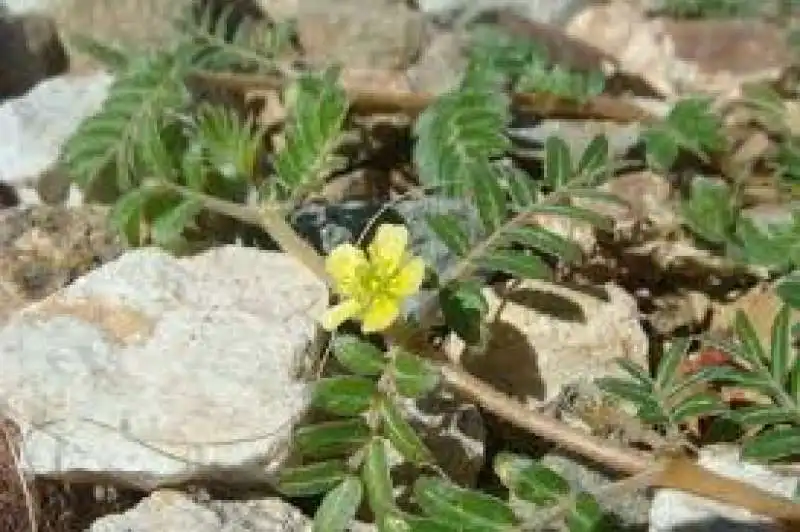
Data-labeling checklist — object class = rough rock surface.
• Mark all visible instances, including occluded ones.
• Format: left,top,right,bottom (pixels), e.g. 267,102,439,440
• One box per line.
650,445,800,532
88,489,376,531
447,279,649,404
0,245,328,490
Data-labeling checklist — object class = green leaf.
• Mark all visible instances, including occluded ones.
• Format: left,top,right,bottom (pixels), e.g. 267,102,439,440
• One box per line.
576,135,609,185
396,514,462,532
669,393,725,424
476,250,552,280
426,213,471,257
614,358,654,388
108,187,152,245
392,349,441,398
62,51,188,194
413,81,510,197
731,406,800,427
277,460,350,497
680,177,735,246
501,166,539,210
439,280,488,346
272,68,349,204
694,366,774,395
596,377,655,406
378,396,434,466
413,476,517,531
742,426,800,462
525,204,614,232
192,103,264,181
502,225,583,263
332,335,387,377
566,492,606,532
494,453,569,506
771,305,792,383
293,419,372,459
545,136,573,188
777,274,800,310
471,161,508,232
666,97,726,159
150,198,203,246
733,310,770,368
642,128,678,171
656,337,691,394
312,376,377,416
313,476,363,532
362,438,395,516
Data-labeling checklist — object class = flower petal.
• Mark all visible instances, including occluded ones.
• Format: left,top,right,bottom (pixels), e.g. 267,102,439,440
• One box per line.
390,257,425,297
368,224,409,273
320,298,362,331
361,296,400,333
326,243,367,295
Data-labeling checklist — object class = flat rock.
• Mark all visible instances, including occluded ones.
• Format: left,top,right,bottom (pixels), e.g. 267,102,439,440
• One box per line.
88,489,376,531
650,445,800,532
0,245,327,490
446,279,648,404
567,1,794,98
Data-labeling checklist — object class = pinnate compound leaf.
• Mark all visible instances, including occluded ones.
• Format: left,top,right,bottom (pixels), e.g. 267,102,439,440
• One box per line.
413,477,517,531
313,476,363,532
332,335,387,376
272,68,349,203
293,419,371,459
277,460,350,497
413,81,510,197
741,426,800,462
62,52,188,193
363,438,395,516
392,350,440,398
312,376,377,416
378,396,434,466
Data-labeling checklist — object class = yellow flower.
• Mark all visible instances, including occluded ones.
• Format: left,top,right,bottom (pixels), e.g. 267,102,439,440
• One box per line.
321,224,425,333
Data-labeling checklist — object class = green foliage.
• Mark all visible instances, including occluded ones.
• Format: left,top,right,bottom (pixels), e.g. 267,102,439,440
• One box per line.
678,176,800,272
642,97,726,171
265,67,350,208
598,337,726,430
696,308,800,462
468,25,606,101
655,0,761,18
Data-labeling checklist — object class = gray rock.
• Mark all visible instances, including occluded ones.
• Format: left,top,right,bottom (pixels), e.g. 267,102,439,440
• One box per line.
650,445,800,532
0,72,112,200
413,0,589,26
88,489,377,531
0,245,327,490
